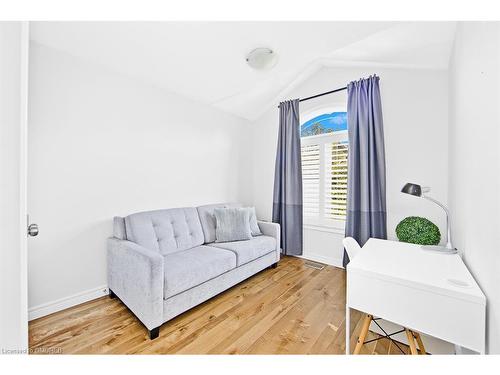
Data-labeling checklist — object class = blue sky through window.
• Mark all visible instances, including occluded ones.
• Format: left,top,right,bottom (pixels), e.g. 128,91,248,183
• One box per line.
301,112,347,137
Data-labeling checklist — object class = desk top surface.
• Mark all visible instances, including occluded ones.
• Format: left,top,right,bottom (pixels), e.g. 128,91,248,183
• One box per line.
348,238,486,304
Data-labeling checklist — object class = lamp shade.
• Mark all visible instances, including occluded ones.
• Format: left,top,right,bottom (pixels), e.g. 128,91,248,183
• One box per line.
401,183,422,197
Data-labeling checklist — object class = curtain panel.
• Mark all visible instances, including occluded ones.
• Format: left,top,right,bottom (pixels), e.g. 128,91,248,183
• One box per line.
343,75,387,266
272,99,303,256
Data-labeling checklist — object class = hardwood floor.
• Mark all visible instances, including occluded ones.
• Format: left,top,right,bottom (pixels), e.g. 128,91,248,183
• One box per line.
29,257,409,354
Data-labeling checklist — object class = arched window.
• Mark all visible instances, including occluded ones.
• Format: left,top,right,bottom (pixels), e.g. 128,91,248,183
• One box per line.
300,107,348,229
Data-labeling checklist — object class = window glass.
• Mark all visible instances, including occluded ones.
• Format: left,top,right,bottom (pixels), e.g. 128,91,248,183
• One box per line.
301,112,347,137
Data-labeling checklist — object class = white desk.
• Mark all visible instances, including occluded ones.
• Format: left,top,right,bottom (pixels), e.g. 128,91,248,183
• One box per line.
346,238,486,354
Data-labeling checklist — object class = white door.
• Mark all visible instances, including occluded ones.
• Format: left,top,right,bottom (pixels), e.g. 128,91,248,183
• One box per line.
0,21,29,354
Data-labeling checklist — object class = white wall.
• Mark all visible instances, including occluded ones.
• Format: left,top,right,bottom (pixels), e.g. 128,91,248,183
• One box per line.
27,43,251,314
0,21,28,352
448,22,500,354
250,66,449,266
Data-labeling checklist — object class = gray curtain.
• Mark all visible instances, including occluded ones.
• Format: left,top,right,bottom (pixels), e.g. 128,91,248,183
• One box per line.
272,99,303,256
343,75,387,267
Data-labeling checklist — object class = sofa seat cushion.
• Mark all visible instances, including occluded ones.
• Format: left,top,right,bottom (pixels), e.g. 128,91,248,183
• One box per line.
163,245,236,299
210,235,276,266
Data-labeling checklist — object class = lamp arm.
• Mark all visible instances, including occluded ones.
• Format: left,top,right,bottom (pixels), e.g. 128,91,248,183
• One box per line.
422,195,453,249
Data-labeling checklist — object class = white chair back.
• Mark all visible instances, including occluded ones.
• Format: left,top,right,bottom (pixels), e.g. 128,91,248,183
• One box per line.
342,237,362,261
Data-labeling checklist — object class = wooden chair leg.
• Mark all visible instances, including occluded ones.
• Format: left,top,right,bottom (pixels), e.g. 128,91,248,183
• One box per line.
414,332,426,355
353,314,372,354
405,329,418,355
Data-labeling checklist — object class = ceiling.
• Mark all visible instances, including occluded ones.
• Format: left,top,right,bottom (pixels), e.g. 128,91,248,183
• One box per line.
30,22,457,121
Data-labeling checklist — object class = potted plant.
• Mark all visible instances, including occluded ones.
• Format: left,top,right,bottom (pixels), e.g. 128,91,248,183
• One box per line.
396,216,441,246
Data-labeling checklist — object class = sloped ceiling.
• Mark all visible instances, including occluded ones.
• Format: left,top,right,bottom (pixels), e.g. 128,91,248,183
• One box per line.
30,21,456,121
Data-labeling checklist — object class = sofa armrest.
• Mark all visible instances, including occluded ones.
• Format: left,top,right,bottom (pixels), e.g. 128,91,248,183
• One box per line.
257,220,281,259
107,238,164,329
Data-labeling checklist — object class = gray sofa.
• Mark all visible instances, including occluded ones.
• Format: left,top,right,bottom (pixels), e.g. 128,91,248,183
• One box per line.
107,203,280,339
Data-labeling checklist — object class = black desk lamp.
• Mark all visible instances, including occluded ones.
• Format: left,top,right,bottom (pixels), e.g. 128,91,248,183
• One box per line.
401,183,457,254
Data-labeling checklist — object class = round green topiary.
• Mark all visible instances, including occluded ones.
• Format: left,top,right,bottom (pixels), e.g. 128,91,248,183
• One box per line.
396,216,441,245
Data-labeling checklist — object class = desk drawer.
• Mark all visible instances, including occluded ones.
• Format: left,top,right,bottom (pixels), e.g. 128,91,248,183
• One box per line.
348,271,486,353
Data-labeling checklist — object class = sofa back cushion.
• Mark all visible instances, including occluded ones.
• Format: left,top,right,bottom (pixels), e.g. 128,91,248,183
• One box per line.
124,207,204,255
196,203,242,243
113,216,127,240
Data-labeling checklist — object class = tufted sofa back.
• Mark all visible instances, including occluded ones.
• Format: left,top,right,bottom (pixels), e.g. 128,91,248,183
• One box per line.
115,207,205,255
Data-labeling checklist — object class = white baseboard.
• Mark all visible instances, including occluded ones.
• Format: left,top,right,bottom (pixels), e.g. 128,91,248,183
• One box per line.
29,285,109,321
297,253,343,269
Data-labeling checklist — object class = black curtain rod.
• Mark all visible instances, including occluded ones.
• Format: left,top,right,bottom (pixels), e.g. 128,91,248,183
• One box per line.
278,86,347,108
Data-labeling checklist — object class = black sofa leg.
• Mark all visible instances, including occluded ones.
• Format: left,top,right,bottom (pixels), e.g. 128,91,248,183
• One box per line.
109,289,117,299
149,327,160,340
270,262,278,269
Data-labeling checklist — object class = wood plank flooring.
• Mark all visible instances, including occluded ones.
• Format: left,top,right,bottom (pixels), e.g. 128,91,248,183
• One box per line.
29,257,409,354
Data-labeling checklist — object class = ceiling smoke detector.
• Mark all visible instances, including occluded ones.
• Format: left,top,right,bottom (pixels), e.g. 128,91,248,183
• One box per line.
246,47,278,70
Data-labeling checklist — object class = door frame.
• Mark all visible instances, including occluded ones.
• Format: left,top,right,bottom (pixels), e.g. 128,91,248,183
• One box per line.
18,20,30,351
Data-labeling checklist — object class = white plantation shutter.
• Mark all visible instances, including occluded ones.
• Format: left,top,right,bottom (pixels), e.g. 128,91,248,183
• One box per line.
324,141,348,220
301,144,320,217
301,131,348,227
